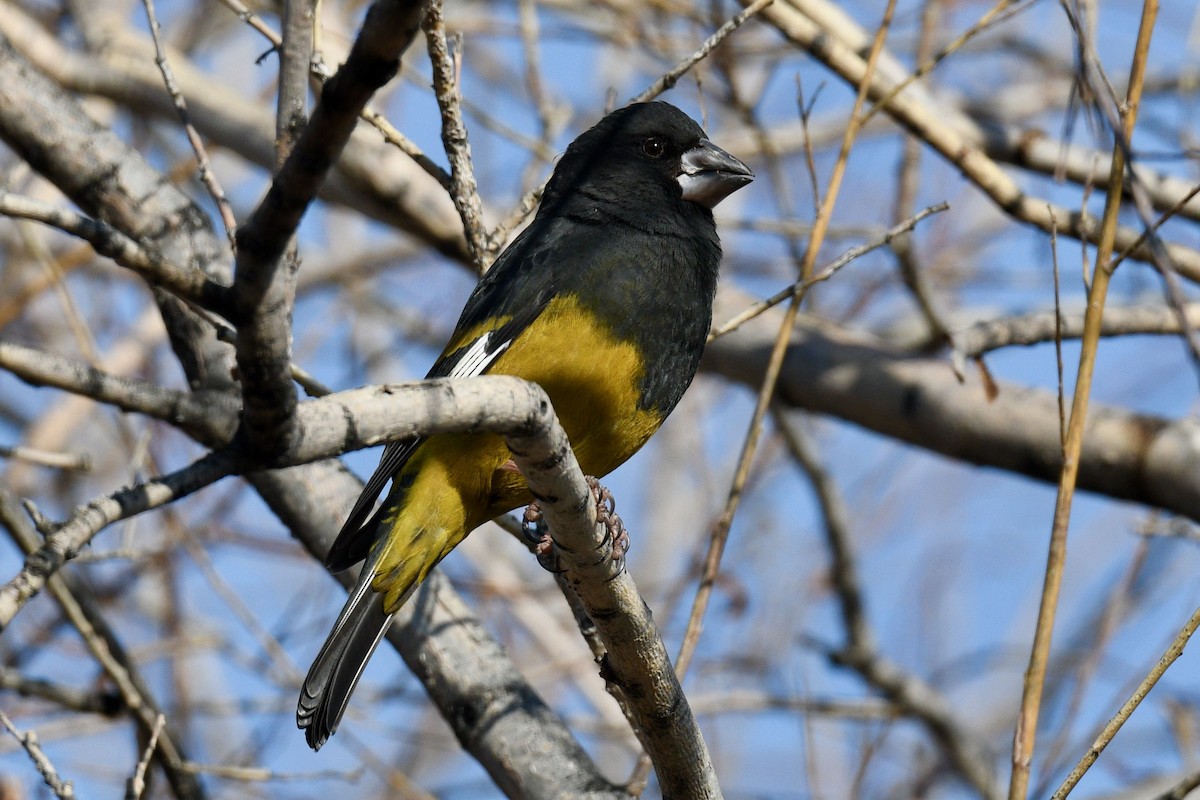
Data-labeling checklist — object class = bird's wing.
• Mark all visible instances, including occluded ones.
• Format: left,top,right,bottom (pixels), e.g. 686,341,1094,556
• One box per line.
324,223,565,571
427,222,560,379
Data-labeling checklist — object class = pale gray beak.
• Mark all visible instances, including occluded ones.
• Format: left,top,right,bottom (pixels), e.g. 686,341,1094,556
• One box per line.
677,138,754,208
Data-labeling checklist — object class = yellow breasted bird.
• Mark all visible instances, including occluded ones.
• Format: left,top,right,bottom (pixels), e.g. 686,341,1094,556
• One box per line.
298,101,753,749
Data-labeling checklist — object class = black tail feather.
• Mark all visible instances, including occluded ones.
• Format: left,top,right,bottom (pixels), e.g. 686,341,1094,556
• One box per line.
297,558,395,750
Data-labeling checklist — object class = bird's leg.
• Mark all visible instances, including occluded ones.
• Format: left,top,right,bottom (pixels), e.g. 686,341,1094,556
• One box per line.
586,476,630,574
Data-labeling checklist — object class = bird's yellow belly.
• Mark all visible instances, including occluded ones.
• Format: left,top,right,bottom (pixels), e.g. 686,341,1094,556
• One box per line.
429,293,664,527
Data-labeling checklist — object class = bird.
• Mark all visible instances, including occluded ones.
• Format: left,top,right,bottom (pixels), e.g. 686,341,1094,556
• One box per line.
297,100,753,750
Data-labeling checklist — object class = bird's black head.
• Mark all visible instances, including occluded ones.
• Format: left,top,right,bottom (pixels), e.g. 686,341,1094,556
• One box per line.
540,102,753,225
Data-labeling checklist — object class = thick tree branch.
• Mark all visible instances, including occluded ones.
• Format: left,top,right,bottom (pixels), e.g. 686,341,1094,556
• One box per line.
0,32,235,396
251,462,625,799
951,303,1200,363
0,340,237,445
0,35,628,777
0,375,717,795
275,0,315,166
231,0,424,458
0,192,234,316
704,291,1200,522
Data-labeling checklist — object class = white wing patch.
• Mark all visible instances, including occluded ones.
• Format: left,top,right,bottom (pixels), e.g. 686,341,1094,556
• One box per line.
447,331,512,379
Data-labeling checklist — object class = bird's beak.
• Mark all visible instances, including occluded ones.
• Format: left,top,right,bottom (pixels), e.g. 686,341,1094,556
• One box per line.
678,138,754,208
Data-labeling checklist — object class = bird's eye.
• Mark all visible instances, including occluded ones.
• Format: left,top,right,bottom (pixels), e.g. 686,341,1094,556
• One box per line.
641,136,666,158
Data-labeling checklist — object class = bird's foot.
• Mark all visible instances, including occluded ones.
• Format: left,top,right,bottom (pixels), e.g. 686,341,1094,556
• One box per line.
586,477,630,574
521,500,563,573
521,479,630,576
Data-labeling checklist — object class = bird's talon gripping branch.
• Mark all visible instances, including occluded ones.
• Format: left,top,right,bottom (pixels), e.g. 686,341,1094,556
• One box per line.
520,500,544,545
521,500,564,573
586,476,630,569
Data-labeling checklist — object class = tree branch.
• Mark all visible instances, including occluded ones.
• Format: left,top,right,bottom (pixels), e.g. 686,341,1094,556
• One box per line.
751,0,1200,282
704,289,1200,522
230,0,425,458
0,374,718,795
0,491,207,800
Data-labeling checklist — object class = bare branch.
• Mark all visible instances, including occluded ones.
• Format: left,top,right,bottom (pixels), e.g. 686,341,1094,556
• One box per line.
275,0,315,166
0,191,234,316
423,0,493,270
0,444,90,472
0,339,237,444
231,0,425,458
0,492,206,800
704,288,1200,523
0,450,239,629
140,0,237,246
631,0,775,104
775,412,998,797
752,0,1200,282
0,710,76,800
679,0,900,688
125,714,165,800
1051,602,1200,799
711,201,949,340
951,303,1200,363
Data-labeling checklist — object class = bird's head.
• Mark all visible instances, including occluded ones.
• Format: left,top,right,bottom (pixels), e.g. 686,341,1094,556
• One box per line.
543,102,754,216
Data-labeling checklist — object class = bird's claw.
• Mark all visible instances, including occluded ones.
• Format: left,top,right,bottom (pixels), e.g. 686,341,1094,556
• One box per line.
586,477,630,573
521,500,564,573
521,479,630,576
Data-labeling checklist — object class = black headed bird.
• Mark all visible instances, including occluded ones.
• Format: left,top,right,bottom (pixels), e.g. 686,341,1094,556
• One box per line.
298,101,753,749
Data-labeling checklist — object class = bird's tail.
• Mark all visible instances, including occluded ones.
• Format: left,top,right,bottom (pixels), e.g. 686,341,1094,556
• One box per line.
298,465,470,750
297,548,404,750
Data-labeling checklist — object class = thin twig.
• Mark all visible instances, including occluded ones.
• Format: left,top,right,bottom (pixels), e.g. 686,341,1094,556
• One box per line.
0,444,91,472
0,667,120,713
677,0,899,681
860,0,1034,128
492,0,769,255
1050,603,1200,799
774,410,999,796
214,0,454,191
1008,4,1158,798
140,0,237,248
1111,182,1200,269
710,201,948,341
0,492,205,799
125,713,165,800
1051,210,1066,447
0,709,76,799
890,0,952,348
423,0,493,270
754,0,1200,281
1152,770,1200,800
1035,539,1150,795
631,0,774,104
1054,0,1200,386
179,762,367,782
517,0,556,148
